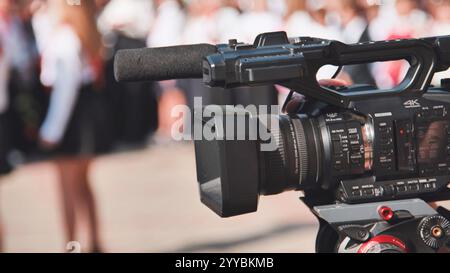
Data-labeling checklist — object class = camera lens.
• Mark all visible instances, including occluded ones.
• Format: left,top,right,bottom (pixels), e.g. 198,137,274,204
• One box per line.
259,115,321,195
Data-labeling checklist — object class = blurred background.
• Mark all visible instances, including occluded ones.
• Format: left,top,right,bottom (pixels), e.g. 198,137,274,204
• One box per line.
0,0,449,253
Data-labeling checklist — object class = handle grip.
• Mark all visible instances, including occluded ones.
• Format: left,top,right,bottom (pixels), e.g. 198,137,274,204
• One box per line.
290,38,438,107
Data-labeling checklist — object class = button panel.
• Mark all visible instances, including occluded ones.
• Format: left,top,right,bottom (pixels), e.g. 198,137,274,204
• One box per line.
338,177,446,203
329,120,365,176
376,122,395,171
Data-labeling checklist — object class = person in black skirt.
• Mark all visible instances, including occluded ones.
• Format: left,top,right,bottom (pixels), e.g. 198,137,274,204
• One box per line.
37,0,113,252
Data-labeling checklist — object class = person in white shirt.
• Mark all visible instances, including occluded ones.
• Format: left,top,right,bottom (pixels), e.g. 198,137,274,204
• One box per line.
284,0,341,80
370,0,428,88
38,0,108,252
238,0,283,42
329,0,375,85
97,0,153,40
145,0,187,138
147,0,185,47
425,0,450,86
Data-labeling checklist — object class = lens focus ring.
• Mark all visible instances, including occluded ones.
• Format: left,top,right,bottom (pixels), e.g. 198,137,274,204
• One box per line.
291,117,308,186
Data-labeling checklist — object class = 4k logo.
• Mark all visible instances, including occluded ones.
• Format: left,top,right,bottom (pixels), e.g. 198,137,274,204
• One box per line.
403,99,421,108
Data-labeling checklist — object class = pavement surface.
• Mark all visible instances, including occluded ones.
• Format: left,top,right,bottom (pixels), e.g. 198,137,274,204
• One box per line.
0,143,318,253
2,143,448,253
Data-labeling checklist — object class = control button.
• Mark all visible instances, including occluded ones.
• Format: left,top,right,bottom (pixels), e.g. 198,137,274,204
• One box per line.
421,183,434,190
351,189,362,197
407,183,419,191
379,124,387,130
433,108,445,117
351,158,361,165
333,141,342,154
382,185,396,196
380,164,393,171
421,110,431,118
331,134,341,141
362,188,374,196
396,184,407,193
334,162,342,171
351,144,361,154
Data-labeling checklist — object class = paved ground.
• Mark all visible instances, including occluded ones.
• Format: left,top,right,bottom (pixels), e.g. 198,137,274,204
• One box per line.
2,143,448,253
0,143,318,253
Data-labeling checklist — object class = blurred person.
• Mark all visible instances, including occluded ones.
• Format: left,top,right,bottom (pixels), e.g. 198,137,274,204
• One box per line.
392,0,427,37
332,0,376,85
284,0,341,80
215,0,241,42
425,0,450,86
175,0,222,123
9,0,48,154
176,0,278,133
285,0,340,40
333,0,366,43
30,0,56,54
0,0,43,251
238,0,283,42
38,0,112,252
147,0,184,47
97,0,153,40
146,0,187,138
98,0,159,145
0,21,9,254
371,0,428,88
181,0,222,44
426,0,450,35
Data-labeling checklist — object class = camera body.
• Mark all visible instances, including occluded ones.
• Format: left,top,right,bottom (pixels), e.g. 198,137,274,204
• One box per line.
114,31,450,252
193,32,450,252
195,31,450,211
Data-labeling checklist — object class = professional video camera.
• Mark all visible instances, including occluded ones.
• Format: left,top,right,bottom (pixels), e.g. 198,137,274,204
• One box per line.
115,31,450,253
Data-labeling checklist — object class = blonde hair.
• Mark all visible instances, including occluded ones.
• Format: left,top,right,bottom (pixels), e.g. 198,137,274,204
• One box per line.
53,0,102,60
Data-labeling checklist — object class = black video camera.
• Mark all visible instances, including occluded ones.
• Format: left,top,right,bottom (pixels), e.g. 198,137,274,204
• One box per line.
115,32,450,253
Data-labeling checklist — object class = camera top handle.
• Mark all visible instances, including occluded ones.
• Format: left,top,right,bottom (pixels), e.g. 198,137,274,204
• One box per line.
204,32,450,108
114,31,450,108
285,34,450,108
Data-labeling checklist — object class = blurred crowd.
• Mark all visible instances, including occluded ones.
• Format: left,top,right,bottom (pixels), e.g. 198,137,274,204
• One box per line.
0,0,449,252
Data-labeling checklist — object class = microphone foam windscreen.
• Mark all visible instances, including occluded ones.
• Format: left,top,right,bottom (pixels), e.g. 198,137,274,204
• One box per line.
114,44,217,82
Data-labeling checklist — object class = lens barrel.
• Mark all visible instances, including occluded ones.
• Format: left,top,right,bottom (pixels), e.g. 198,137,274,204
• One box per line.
260,115,320,195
